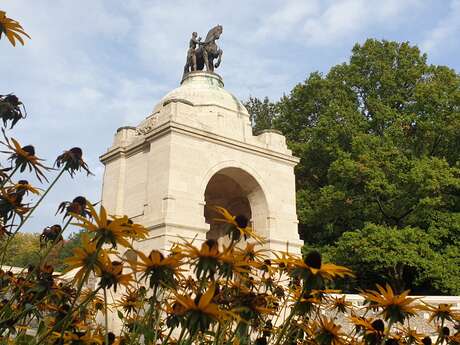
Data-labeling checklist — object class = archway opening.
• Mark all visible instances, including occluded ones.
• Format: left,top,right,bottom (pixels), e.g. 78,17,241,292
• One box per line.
203,167,268,245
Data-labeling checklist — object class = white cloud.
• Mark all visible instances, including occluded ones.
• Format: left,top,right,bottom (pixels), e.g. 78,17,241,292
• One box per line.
0,0,458,236
421,0,460,54
255,0,421,46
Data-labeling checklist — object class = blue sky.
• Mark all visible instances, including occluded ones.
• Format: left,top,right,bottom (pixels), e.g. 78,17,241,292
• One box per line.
1,0,459,235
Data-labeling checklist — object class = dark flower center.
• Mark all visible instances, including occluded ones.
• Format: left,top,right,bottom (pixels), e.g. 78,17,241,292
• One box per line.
371,319,385,332
304,250,322,269
235,215,248,228
422,336,432,345
149,250,165,261
22,145,35,156
73,196,87,206
5,94,19,105
204,239,218,251
441,327,450,336
69,147,83,159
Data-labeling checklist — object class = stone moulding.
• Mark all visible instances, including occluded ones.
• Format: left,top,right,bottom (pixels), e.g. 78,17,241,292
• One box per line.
100,119,299,166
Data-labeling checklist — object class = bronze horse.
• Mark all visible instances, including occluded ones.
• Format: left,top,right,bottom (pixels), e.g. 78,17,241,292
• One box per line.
183,25,223,78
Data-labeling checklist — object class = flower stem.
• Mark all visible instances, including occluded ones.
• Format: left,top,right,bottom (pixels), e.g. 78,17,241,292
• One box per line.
0,165,19,188
104,287,109,345
18,168,66,231
0,168,66,266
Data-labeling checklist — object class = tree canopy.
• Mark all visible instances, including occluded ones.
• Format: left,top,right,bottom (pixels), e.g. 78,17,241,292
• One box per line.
246,39,460,294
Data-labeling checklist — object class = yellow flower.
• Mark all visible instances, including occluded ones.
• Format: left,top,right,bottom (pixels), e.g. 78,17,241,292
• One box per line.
290,251,354,290
114,288,143,315
71,202,133,249
398,325,426,345
1,131,50,182
313,317,347,345
174,239,222,279
8,180,40,196
235,242,268,263
0,186,30,222
54,147,93,177
0,11,30,46
133,249,183,288
421,303,460,323
175,284,229,335
328,295,352,314
360,284,420,324
52,330,104,344
174,283,231,332
349,314,385,343
219,247,251,279
98,258,133,292
0,94,26,129
273,250,297,271
115,216,149,241
210,206,264,244
63,233,105,285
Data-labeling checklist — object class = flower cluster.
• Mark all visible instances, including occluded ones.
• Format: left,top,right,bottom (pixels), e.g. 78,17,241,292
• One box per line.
1,22,459,344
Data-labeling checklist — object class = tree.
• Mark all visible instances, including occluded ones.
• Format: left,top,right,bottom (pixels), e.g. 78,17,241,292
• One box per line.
54,230,85,271
0,232,41,268
244,96,277,134
273,39,460,293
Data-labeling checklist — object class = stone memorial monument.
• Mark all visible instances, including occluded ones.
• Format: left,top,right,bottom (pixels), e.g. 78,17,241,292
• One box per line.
100,26,303,255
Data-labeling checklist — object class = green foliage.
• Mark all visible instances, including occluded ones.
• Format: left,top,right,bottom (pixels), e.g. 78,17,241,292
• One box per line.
0,232,40,268
251,39,460,294
244,96,277,134
54,230,84,271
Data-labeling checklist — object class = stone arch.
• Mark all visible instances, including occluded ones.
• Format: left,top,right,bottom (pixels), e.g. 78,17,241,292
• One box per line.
201,162,270,241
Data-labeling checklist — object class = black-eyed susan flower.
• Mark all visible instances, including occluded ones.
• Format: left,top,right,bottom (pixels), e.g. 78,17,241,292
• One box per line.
0,186,30,223
399,325,426,345
174,239,222,280
273,250,297,272
165,301,188,329
114,289,143,315
0,11,30,46
55,147,93,177
349,315,385,345
40,224,63,245
291,286,321,316
291,251,353,291
174,283,230,335
422,303,460,324
210,206,264,244
218,247,251,279
235,242,268,263
360,284,420,324
57,196,91,220
0,131,50,182
98,259,133,292
0,94,26,129
313,317,347,345
133,249,183,289
71,202,132,249
180,276,197,292
52,330,104,345
115,217,148,241
63,233,105,285
328,295,352,314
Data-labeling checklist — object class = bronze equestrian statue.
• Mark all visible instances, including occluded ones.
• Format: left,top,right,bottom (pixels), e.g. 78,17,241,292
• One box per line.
183,25,223,79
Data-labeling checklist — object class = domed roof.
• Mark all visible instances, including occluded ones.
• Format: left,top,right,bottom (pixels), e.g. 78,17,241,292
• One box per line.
152,71,248,115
